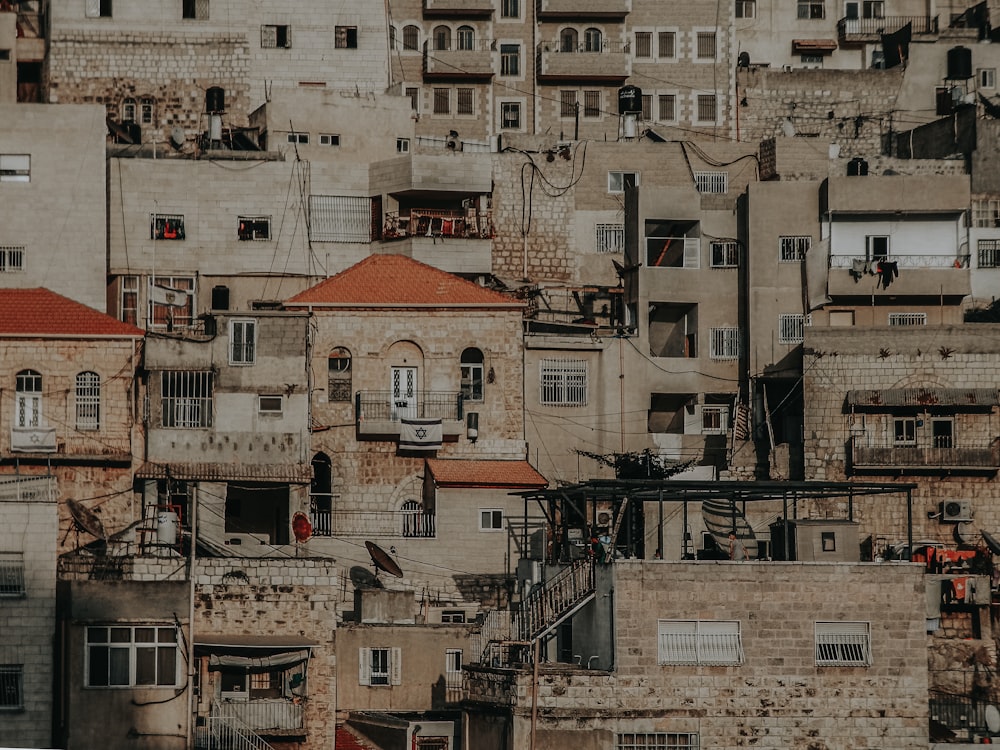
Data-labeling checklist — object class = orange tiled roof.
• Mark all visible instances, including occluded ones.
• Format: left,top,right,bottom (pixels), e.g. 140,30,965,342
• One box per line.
286,254,522,308
0,288,143,337
426,459,548,489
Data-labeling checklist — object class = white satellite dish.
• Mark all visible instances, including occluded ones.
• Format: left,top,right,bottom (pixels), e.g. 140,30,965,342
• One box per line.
781,118,796,137
985,704,1000,734
170,126,186,150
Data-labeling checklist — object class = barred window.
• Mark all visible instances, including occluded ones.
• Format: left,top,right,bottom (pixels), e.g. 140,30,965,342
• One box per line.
778,313,807,344
641,94,652,120
709,327,739,359
978,238,1000,267
540,359,587,406
561,90,577,118
500,44,520,76
815,622,871,666
584,90,601,117
229,319,256,365
635,31,652,57
0,246,24,272
0,665,23,710
433,88,450,114
696,94,717,123
75,371,101,431
161,371,213,428
238,216,271,241
696,32,717,59
457,88,474,115
658,620,743,665
403,25,419,51
150,213,185,240
617,733,699,749
0,552,25,597
596,223,625,254
702,406,727,434
710,241,738,267
87,626,179,687
658,31,676,58
328,348,352,402
888,312,927,326
334,25,358,49
501,102,521,130
779,235,810,262
658,94,676,121
694,171,727,193
309,195,374,242
972,199,1000,228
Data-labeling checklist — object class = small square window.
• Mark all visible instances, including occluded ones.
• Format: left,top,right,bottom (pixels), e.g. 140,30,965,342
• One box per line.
319,133,341,147
500,102,521,130
0,246,25,273
182,0,209,20
335,26,358,49
0,154,30,183
608,171,639,194
736,0,756,17
480,509,503,531
0,50,10,62
287,132,309,144
85,0,112,18
262,24,291,49
815,622,870,666
238,216,271,241
0,665,24,710
151,214,185,240
821,532,836,552
396,138,410,153
258,395,283,414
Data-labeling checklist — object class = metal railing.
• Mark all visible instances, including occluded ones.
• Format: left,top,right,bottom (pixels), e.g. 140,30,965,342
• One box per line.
539,39,630,54
309,509,437,538
196,716,277,750
837,14,938,38
517,558,595,641
830,254,970,269
356,390,463,422
850,436,1000,469
929,691,988,741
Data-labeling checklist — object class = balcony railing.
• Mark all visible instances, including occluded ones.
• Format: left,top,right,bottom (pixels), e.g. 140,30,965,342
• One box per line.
830,254,970,269
930,691,989,742
310,509,437,538
850,435,1000,471
356,390,463,423
215,700,304,735
383,209,492,240
837,14,938,43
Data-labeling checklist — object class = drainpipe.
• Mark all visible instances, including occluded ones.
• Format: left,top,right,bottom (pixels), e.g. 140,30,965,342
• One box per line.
529,638,539,750
185,487,198,750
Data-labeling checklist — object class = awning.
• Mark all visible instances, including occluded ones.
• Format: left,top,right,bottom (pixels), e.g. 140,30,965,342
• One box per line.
195,635,317,672
207,650,310,673
426,458,548,489
792,39,838,53
135,461,312,483
847,388,1000,408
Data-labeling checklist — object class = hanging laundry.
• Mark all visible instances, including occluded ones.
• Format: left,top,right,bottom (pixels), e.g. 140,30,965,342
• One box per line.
850,258,865,281
878,261,898,289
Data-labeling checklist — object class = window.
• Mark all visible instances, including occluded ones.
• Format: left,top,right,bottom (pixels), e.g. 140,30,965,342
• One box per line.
779,235,810,262
500,102,521,130
694,170,727,193
797,0,825,18
480,509,503,531
981,68,997,88
711,241,739,268
702,406,728,434
617,733,700,749
584,28,602,52
778,313,808,344
319,133,341,147
0,666,22,710
696,32,717,59
501,0,519,18
657,620,743,665
182,0,209,20
309,195,376,242
500,44,520,76
460,348,484,401
433,88,450,114
75,372,101,431
445,649,463,675
149,276,194,329
0,246,24,272
800,54,823,66
229,319,256,365
121,275,138,325
735,0,756,17
560,90,577,118
161,371,213,428
397,138,410,153
540,359,587,406
635,32,652,57
150,214,185,240
258,395,283,414
658,31,676,58
445,648,463,701
140,98,155,125
441,610,467,623
15,370,41,428
0,50,8,62
978,238,1000,267
560,28,578,52
389,25,397,49
866,235,889,261
696,95,718,123
608,171,639,194
122,97,136,122
401,499,434,538
815,622,871,666
596,223,625,254
888,312,927,326
933,418,954,448
457,26,475,50
287,131,309,144
0,553,25,597
327,349,352,402
658,94,676,121
709,328,739,360
584,90,600,117
641,94,652,120
973,198,1000,227
335,26,358,49
238,216,271,241
261,25,290,49
85,0,112,18
0,154,30,182
893,417,916,446
403,25,419,51
433,25,451,51
862,0,884,17
87,626,179,687
359,647,401,686
821,532,836,552
457,88,474,115
406,87,419,111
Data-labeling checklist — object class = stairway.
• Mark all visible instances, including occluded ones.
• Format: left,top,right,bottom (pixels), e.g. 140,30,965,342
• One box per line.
195,706,277,750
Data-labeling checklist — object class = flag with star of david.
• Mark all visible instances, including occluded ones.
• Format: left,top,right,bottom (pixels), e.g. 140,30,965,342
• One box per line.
399,418,443,451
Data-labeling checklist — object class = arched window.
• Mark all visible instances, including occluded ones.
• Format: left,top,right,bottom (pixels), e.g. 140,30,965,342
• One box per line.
310,453,333,536
75,372,101,431
460,348,484,402
122,97,137,122
584,28,602,52
328,348,352,402
560,27,578,53
457,25,475,51
139,97,156,125
433,25,451,51
403,25,419,51
401,500,434,538
15,370,41,428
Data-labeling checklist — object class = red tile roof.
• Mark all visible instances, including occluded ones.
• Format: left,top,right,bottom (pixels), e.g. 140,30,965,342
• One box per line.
286,254,522,308
336,726,377,750
426,459,548,489
0,288,143,338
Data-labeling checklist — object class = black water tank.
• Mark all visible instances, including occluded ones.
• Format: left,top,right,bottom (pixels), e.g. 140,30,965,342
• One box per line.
618,85,642,114
947,46,973,80
847,157,869,176
206,86,225,114
211,285,230,311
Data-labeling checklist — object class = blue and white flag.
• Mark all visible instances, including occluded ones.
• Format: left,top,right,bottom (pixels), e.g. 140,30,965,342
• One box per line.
399,418,443,451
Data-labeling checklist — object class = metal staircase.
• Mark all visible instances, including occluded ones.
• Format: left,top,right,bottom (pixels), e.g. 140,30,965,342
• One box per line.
195,705,277,750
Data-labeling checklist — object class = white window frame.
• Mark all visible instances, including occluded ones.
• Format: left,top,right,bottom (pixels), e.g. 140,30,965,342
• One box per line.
0,665,23,710
596,223,625,254
0,246,24,272
229,319,257,365
815,622,871,666
709,327,739,360
500,101,522,130
75,371,101,431
258,395,283,415
616,733,700,750
608,171,640,194
710,241,738,268
85,625,180,687
778,313,809,344
973,199,1000,228
694,171,727,193
397,138,411,153
865,234,890,261
888,312,927,326
499,43,521,77
779,235,810,262
540,358,588,406
359,647,402,686
0,552,25,597
701,405,728,435
479,508,504,531
0,154,30,183
657,619,743,665
319,133,341,146
893,417,916,446
15,369,41,429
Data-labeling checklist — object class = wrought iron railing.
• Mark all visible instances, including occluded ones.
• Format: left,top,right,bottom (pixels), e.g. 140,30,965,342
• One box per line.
929,691,988,741
517,558,595,641
837,14,938,39
309,509,437,538
195,715,277,750
356,390,463,422
830,254,970,269
850,436,1000,469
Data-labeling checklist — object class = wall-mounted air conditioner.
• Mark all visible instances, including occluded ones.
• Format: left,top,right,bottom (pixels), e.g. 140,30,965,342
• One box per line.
940,500,973,523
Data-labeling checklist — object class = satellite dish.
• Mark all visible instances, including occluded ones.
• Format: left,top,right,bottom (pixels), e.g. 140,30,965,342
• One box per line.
292,512,312,543
954,521,976,546
987,704,1000,734
170,126,186,149
981,529,1000,556
781,118,797,137
365,541,404,579
66,498,107,541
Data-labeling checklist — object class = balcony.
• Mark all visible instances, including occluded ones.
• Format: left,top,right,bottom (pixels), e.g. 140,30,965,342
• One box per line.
423,40,495,79
837,15,938,45
355,390,464,439
8,427,132,463
827,254,971,297
309,508,437,538
423,0,494,17
537,0,630,19
214,699,304,736
849,435,1000,473
536,41,630,84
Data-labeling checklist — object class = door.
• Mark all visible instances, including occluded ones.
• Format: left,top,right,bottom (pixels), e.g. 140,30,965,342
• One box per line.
391,367,418,419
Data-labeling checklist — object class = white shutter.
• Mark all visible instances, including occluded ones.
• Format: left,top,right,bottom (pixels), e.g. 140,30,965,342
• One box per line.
682,238,701,268
359,647,370,685
390,647,402,685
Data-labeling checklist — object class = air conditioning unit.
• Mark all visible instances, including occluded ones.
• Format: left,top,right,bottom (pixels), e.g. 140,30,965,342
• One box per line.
940,500,973,522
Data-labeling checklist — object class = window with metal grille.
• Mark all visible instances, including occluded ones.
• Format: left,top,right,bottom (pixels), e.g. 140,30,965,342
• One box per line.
710,241,739,267
0,665,23,710
309,195,374,242
696,32,717,59
150,214,185,240
359,647,401,686
0,246,24,272
229,319,256,365
501,102,521,129
161,371,213,428
658,94,676,121
778,235,810,262
501,0,519,17
658,31,676,58
261,24,290,48
635,31,652,57
709,328,739,359
457,88,474,115
0,154,30,183
433,88,450,114
641,94,652,120
540,359,587,405
972,199,1000,227
735,0,756,17
797,0,825,17
457,25,474,50
0,553,25,597
694,170,727,193
15,369,41,428
500,44,520,76
617,733,700,749
238,216,271,240
696,95,718,123
978,238,1000,267
815,622,871,666
86,626,179,687
403,25,419,50
560,90,577,118
182,0,208,20
75,372,101,431
596,223,625,254
778,313,807,343
702,405,728,434
657,620,743,665
584,90,601,117
888,312,927,326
